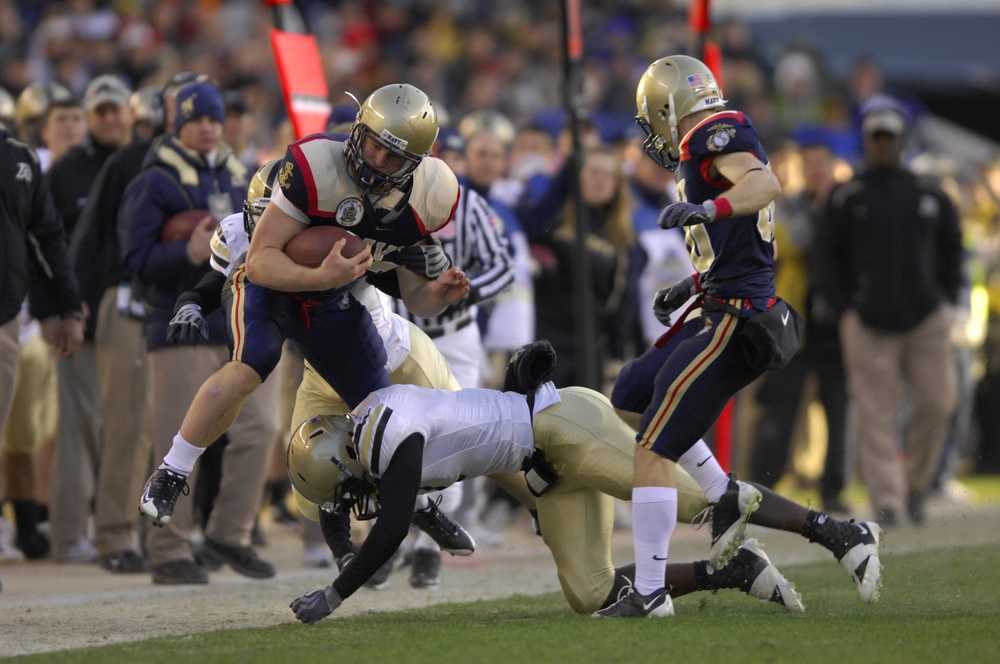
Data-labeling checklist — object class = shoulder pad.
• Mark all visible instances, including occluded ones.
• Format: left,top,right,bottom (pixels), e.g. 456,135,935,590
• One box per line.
685,111,760,160
408,156,460,233
280,136,355,218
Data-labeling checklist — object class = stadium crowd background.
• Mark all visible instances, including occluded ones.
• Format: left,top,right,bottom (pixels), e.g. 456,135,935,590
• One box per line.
1,0,999,572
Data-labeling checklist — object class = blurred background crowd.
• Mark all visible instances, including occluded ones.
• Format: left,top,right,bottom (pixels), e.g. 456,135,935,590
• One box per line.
1,0,999,579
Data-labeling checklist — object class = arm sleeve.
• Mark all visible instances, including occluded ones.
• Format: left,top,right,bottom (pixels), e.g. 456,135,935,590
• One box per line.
174,269,225,314
465,193,515,305
330,434,423,600
514,158,574,241
319,508,355,560
118,173,191,284
26,157,82,320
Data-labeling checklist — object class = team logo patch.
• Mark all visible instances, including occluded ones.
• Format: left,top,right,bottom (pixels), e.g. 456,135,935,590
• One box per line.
277,161,294,190
15,162,32,183
707,125,736,152
336,197,364,226
181,95,195,119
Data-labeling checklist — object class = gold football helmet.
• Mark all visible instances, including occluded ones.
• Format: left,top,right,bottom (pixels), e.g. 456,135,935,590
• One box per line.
15,82,74,145
344,83,439,197
635,55,726,171
129,86,164,133
242,158,283,240
286,414,381,520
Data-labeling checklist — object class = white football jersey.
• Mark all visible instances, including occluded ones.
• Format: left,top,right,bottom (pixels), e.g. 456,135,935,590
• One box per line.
209,211,248,277
351,382,561,492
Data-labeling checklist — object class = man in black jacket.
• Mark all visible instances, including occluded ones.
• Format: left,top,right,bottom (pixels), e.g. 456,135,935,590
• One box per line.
813,97,964,528
0,124,84,578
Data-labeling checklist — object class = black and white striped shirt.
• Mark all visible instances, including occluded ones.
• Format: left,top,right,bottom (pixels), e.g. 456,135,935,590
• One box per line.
398,185,515,332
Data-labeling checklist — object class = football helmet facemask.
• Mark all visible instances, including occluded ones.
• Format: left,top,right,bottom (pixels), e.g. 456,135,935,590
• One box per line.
344,84,438,198
243,158,283,241
287,414,381,521
635,55,726,171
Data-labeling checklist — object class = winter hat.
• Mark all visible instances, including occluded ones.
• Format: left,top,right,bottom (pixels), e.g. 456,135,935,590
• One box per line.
174,82,225,132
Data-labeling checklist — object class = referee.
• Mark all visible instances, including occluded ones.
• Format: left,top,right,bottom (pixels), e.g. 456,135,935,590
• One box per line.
397,129,516,390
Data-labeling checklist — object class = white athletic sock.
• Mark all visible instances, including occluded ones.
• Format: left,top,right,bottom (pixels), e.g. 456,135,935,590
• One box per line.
632,486,678,595
161,433,206,475
678,440,730,504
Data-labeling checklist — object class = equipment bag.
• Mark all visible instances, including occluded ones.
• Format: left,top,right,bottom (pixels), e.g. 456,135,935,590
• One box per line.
738,298,803,371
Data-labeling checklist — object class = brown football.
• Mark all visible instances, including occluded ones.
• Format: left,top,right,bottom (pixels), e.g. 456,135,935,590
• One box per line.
160,209,218,242
283,226,367,268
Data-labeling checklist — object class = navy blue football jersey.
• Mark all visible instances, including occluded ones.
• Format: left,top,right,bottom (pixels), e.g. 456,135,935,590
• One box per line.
675,110,775,299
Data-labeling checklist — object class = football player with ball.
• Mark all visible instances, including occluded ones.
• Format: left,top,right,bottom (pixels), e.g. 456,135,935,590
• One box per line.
138,84,469,559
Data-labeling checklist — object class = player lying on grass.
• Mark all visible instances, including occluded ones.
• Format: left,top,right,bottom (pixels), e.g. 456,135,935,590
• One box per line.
286,342,882,623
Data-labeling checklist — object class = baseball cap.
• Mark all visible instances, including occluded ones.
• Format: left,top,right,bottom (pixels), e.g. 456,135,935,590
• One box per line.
436,127,465,155
862,108,906,137
860,95,909,137
84,75,131,111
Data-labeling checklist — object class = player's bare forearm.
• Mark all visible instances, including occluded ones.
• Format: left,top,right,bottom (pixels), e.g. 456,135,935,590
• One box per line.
247,239,371,292
397,266,470,317
713,153,781,213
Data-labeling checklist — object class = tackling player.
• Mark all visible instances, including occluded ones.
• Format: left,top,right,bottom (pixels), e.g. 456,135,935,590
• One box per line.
285,342,882,624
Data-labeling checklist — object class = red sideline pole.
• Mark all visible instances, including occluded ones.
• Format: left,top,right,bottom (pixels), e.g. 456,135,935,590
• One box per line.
714,398,733,474
689,1,732,473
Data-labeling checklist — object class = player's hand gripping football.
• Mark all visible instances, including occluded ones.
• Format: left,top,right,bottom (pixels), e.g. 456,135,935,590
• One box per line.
313,239,373,290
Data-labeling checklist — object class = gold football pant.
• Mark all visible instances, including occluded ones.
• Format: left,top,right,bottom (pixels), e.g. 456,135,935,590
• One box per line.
534,386,708,614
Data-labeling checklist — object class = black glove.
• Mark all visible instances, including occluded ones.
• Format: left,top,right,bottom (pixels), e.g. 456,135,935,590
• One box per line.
394,235,452,278
653,275,699,326
658,200,718,229
290,585,342,625
503,340,557,394
166,303,209,343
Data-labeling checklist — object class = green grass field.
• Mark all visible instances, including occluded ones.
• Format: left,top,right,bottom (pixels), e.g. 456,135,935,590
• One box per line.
13,544,998,664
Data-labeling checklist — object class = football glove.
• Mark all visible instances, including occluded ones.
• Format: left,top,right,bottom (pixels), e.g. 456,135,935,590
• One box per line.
393,235,452,278
658,199,719,229
653,275,699,326
290,585,342,625
165,304,209,344
503,340,557,394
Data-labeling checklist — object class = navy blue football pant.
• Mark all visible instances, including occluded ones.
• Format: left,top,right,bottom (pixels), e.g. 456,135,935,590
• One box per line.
225,266,390,411
611,308,762,461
